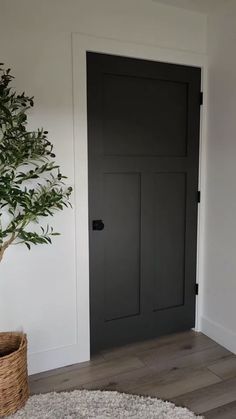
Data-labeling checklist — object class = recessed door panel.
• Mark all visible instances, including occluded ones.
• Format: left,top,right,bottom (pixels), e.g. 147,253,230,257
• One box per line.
152,173,186,311
103,173,141,321
102,74,188,157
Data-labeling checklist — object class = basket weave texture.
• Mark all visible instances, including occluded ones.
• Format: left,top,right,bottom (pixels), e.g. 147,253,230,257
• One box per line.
0,332,29,417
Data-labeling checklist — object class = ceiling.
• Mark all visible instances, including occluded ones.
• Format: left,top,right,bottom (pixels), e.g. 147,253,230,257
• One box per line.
152,0,230,14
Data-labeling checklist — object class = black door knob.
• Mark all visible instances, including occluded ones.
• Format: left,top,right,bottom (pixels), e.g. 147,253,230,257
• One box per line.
92,220,104,231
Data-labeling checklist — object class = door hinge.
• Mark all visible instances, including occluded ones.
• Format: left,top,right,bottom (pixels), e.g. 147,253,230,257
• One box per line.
195,283,199,295
200,92,203,106
197,191,201,203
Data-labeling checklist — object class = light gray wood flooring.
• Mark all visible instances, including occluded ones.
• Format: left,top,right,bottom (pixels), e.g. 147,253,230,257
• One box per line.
30,331,236,418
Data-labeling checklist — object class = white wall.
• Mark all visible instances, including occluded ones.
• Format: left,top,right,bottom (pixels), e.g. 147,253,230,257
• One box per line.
201,1,236,353
0,0,207,374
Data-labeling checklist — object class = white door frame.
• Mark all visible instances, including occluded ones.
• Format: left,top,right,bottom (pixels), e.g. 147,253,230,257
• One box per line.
72,32,207,361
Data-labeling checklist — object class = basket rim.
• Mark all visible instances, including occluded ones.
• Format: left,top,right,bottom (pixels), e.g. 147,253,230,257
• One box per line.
0,332,27,361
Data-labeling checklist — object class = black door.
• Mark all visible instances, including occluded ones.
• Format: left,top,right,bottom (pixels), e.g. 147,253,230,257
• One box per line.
87,52,201,353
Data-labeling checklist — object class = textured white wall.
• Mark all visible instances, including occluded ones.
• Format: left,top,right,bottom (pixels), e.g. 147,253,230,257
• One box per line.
201,1,236,353
0,0,207,374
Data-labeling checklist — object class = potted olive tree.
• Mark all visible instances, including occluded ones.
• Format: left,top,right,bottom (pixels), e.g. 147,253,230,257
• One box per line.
0,65,72,416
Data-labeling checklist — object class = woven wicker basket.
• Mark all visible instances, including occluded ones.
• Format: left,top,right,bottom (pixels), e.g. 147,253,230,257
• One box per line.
0,332,29,417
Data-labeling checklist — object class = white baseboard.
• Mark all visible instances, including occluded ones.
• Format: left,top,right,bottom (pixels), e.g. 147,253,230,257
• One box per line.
28,344,90,375
201,316,236,355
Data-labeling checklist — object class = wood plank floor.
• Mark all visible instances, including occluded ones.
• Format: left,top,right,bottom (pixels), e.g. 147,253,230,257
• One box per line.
30,331,236,418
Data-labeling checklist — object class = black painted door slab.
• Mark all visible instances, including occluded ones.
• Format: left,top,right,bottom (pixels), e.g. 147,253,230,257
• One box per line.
87,52,201,353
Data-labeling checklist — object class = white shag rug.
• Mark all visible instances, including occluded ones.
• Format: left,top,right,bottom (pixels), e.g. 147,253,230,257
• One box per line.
9,390,203,419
